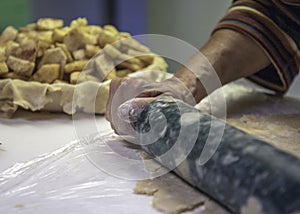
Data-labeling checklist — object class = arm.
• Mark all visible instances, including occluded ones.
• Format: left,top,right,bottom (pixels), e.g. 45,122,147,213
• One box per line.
165,0,300,102
173,29,271,103
213,0,300,92
106,0,300,135
106,29,270,135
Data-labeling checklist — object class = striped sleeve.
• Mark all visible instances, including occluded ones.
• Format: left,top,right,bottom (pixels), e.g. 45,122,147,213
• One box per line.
213,0,300,93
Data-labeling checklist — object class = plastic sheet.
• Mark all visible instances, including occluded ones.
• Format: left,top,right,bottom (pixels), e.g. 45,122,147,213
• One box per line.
0,131,160,214
1,83,299,214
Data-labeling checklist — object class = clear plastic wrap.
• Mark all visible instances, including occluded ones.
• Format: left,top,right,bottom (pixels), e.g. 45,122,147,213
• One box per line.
0,132,159,214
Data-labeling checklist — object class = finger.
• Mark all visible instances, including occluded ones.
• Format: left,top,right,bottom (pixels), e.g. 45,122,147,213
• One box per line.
118,97,156,123
105,77,124,122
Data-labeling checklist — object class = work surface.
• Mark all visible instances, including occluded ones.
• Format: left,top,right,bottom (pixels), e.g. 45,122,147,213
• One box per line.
0,83,299,213
0,112,164,213
0,111,109,172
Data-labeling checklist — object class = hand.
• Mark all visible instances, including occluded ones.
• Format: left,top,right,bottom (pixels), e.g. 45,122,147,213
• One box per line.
105,76,196,137
106,29,271,138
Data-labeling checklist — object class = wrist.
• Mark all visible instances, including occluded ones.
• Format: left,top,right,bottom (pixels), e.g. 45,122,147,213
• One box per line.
172,67,207,103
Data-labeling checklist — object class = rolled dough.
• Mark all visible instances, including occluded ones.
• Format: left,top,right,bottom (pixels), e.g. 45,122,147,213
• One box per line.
134,172,229,214
227,114,300,157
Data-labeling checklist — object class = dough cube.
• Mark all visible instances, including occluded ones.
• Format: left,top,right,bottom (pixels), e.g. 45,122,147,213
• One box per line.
7,56,35,77
31,64,60,83
127,49,154,65
1,72,28,80
85,44,101,59
16,39,37,62
52,27,71,43
38,47,67,68
116,69,132,77
0,26,18,44
64,60,88,74
72,49,86,60
0,46,6,62
64,28,97,52
98,30,118,47
0,62,9,75
70,71,80,84
36,31,53,44
36,18,64,30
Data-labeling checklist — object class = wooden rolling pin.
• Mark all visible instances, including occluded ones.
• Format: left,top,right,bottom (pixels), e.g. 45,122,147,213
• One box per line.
136,98,300,214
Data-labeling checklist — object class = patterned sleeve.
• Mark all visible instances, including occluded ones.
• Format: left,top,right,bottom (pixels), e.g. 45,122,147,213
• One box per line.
213,0,300,93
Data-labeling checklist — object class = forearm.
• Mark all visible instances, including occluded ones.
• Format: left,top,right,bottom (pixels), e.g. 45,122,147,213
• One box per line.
173,29,271,103
201,29,270,84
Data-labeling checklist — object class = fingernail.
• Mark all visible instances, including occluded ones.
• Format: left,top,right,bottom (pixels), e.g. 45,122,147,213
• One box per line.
128,107,140,122
118,101,142,122
118,103,132,122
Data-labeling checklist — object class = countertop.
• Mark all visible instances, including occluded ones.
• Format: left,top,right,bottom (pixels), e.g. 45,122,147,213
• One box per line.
0,111,110,172
0,82,299,214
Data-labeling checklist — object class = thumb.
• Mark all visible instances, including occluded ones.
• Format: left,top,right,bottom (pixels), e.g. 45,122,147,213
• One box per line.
118,97,156,123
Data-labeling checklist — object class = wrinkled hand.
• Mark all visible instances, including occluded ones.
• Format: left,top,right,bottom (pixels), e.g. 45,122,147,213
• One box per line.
105,77,196,137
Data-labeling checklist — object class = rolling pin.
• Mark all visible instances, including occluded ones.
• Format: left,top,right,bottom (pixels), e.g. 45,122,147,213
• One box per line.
136,97,300,214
